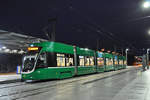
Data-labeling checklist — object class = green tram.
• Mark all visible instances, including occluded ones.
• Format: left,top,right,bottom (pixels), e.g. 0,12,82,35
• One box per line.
21,42,126,80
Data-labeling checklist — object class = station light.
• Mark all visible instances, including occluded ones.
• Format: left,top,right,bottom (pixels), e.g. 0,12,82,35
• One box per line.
107,50,111,53
2,46,6,49
18,50,24,54
112,52,115,54
12,50,18,53
5,49,10,52
101,48,105,52
143,1,150,8
148,30,150,35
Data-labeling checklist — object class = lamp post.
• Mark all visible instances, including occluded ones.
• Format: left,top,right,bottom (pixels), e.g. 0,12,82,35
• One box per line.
125,48,129,66
147,48,150,69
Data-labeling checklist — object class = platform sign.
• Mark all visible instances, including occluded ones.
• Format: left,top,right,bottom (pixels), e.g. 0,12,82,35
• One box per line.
98,52,103,57
16,65,21,74
115,56,117,60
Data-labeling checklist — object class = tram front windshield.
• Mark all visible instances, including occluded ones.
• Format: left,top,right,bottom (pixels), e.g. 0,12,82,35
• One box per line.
22,51,39,72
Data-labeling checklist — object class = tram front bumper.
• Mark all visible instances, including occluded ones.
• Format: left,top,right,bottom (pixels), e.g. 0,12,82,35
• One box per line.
21,71,47,80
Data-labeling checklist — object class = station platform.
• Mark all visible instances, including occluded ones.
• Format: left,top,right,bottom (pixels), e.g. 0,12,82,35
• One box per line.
0,66,138,84
0,73,21,84
1,66,150,100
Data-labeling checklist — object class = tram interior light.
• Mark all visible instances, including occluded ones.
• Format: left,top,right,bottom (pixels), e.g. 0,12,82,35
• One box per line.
101,48,105,52
85,48,89,51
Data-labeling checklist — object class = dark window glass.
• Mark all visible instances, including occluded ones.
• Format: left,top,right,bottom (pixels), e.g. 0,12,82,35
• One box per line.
46,52,57,67
36,53,47,68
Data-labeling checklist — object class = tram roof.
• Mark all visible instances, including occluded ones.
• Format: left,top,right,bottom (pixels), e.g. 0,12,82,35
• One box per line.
31,41,95,56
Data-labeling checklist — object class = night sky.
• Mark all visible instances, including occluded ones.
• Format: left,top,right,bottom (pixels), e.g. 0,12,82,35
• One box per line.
0,0,150,54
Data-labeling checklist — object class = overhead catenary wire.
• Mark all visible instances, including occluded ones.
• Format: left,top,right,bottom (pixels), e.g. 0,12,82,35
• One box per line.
67,5,136,51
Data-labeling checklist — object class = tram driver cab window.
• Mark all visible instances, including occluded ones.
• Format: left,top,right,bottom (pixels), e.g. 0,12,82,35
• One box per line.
36,53,47,68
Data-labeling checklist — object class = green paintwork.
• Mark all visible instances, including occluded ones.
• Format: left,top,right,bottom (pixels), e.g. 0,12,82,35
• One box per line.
21,41,126,80
96,52,105,72
22,67,75,80
104,53,113,58
112,54,118,70
104,53,115,71
122,56,127,69
105,66,114,71
76,47,95,56
77,66,96,75
31,41,74,54
97,67,105,72
118,56,124,69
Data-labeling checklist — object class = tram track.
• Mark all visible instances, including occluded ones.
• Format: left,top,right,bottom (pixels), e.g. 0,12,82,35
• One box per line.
0,79,77,100
0,68,130,90
0,68,138,100
82,67,140,85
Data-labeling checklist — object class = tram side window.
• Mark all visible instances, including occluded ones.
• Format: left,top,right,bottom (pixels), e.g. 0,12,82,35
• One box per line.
57,54,65,67
106,58,113,66
79,56,84,66
124,60,127,65
66,54,74,66
97,58,104,66
85,56,90,66
106,58,109,65
109,58,113,65
84,56,94,66
114,59,118,65
89,57,94,66
119,60,123,65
